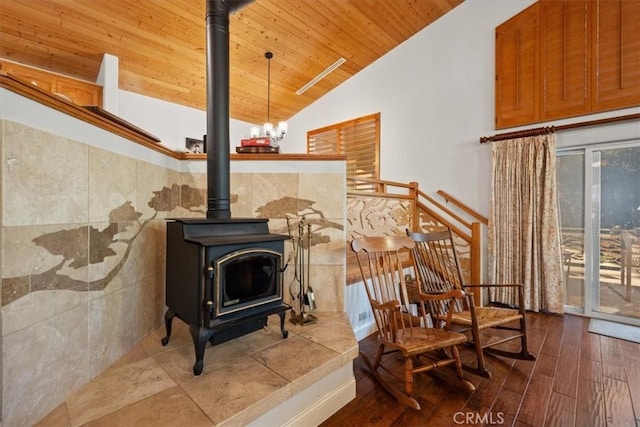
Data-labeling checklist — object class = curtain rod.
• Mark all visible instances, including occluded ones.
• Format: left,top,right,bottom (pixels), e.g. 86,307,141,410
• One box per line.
479,113,640,143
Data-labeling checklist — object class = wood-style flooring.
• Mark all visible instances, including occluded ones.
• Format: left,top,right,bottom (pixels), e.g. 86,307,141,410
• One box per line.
321,313,640,427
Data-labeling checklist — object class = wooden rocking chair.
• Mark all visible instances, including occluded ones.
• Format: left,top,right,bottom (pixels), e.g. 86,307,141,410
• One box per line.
407,229,535,378
352,235,475,410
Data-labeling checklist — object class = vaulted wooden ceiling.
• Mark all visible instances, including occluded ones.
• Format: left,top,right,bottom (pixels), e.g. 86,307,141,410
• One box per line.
0,0,462,124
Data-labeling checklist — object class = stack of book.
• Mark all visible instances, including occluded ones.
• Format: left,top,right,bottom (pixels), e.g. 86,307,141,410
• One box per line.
235,145,279,154
240,137,271,146
236,137,279,154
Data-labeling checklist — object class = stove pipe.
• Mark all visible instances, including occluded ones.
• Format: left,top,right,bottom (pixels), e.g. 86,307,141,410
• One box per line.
205,0,255,218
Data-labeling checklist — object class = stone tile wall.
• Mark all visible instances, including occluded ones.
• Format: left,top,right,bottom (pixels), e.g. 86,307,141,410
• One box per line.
0,119,345,426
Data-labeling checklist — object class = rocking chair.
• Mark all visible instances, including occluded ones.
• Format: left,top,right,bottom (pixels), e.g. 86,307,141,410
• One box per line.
407,229,535,378
352,235,475,410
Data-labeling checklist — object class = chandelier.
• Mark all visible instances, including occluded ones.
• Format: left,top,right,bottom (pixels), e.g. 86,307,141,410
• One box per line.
250,51,287,146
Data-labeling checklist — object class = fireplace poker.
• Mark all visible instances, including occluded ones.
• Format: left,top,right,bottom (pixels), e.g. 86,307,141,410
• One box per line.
289,216,317,325
303,222,316,311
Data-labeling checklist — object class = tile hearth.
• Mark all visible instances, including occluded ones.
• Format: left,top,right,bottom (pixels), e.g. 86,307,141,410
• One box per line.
36,311,357,426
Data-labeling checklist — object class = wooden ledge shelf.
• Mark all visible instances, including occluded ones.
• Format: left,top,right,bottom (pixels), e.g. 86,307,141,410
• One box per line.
183,153,346,161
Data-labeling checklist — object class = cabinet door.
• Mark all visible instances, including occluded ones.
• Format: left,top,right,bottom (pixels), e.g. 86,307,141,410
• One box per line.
592,0,640,111
495,3,540,129
56,78,102,106
0,59,103,106
0,60,54,92
541,0,592,120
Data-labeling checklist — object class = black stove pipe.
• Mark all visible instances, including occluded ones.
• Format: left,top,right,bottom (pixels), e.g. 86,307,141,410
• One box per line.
205,0,255,219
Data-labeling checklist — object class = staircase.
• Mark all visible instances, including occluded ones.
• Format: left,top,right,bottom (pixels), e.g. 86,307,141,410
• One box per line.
346,176,488,305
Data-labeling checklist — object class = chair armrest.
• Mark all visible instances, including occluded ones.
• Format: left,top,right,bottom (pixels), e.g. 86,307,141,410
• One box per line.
371,299,401,311
463,284,526,313
416,289,465,330
417,288,465,302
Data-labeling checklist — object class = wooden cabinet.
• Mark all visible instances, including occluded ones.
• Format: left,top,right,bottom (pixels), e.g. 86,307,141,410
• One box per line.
540,0,591,120
55,78,102,106
495,3,540,129
0,59,102,106
591,0,640,111
495,0,640,129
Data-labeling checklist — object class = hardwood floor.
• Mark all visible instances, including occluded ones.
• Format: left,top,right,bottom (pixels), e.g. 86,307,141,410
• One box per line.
321,313,640,426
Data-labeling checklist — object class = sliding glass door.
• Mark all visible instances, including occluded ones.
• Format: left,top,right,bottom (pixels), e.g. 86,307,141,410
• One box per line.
557,141,640,326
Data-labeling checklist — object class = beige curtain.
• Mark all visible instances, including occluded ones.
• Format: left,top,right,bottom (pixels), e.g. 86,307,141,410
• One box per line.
487,133,564,313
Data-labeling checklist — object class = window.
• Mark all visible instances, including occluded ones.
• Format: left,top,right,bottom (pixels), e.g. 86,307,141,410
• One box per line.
307,113,380,191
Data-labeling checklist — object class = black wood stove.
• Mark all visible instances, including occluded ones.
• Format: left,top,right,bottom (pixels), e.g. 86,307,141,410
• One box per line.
162,218,290,375
160,0,291,376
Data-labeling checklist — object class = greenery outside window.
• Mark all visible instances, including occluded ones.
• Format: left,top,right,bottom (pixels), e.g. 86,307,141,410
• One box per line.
307,113,380,191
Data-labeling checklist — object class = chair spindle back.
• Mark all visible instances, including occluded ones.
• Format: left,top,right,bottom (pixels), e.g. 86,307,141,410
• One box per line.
352,236,417,342
407,229,467,314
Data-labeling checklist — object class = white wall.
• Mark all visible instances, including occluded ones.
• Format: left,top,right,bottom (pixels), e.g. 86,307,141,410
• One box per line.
0,89,180,170
117,89,258,152
96,53,119,114
285,0,537,215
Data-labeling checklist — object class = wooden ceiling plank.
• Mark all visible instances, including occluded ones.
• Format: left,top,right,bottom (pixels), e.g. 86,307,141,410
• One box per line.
25,0,207,80
0,2,186,84
404,0,441,23
55,0,201,60
0,2,108,80
369,0,426,41
274,0,382,66
228,3,358,120
0,33,103,82
0,0,458,124
352,0,424,44
413,0,459,26
85,0,207,54
328,0,401,50
252,1,368,72
233,3,356,74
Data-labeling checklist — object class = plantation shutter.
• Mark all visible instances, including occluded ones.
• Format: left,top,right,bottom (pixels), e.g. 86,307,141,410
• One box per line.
307,113,380,191
307,129,340,154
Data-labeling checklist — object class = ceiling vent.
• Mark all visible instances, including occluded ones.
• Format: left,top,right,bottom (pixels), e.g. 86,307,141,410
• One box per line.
295,57,346,95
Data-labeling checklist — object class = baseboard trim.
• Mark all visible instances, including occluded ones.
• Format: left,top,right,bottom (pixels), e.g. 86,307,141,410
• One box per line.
247,363,356,427
354,320,376,341
281,372,356,427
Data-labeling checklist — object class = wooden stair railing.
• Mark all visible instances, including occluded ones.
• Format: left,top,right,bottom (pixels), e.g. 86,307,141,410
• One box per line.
347,176,488,305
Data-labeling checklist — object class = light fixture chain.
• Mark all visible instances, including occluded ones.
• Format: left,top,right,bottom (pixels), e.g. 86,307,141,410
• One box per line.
266,51,272,125
248,51,285,148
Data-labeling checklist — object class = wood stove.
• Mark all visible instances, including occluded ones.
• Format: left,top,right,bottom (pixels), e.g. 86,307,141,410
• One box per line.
162,218,290,375
161,0,292,376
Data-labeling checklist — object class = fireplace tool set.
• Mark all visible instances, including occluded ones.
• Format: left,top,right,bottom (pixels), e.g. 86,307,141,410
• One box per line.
288,216,317,325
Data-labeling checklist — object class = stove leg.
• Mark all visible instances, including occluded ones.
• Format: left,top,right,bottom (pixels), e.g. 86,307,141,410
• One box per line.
277,311,289,339
161,309,176,346
189,324,214,376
